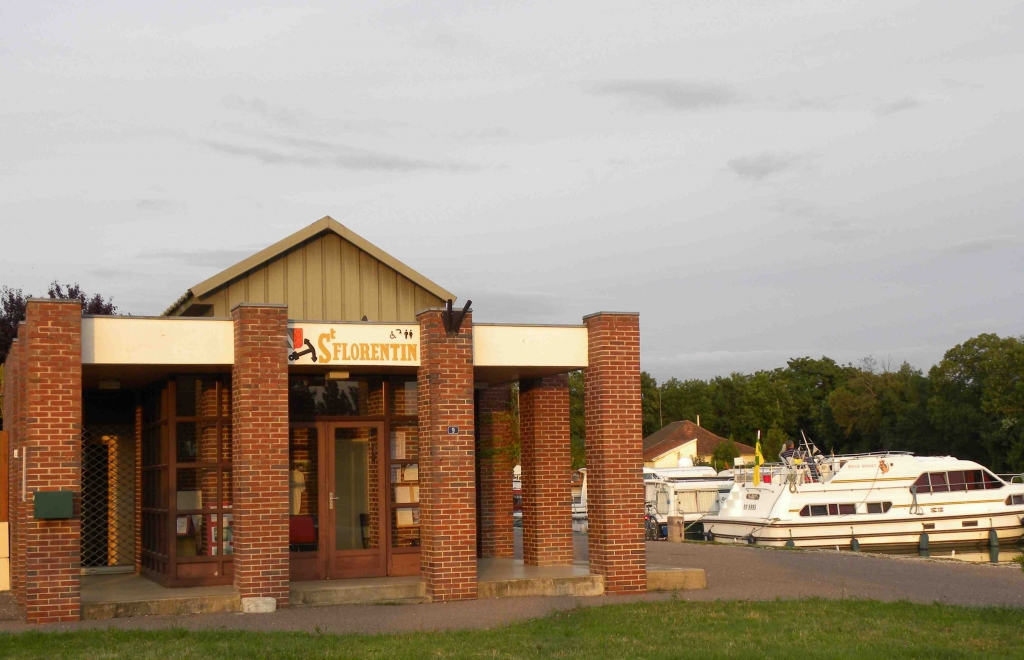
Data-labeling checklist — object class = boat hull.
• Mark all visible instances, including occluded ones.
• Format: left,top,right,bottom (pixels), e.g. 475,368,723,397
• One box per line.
703,509,1024,550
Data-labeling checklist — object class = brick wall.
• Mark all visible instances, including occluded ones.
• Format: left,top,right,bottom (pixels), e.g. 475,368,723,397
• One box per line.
24,300,83,622
476,384,514,559
519,375,573,566
231,304,290,610
417,309,477,601
582,312,646,594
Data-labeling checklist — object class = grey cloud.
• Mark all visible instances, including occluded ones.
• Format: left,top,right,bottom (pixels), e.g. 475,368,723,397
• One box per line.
874,97,921,116
728,152,803,180
202,138,477,173
945,236,1015,255
589,80,739,111
223,95,300,125
136,199,182,213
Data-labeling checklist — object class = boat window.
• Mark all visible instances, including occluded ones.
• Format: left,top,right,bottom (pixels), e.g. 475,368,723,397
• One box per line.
983,471,1004,490
912,474,930,494
827,504,838,515
866,502,892,514
1006,495,1024,505
948,471,967,492
809,505,828,517
799,506,810,517
928,472,949,493
838,504,856,515
962,520,978,527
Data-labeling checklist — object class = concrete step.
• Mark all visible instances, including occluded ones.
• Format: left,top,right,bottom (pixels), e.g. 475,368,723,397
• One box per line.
647,567,707,591
290,577,428,607
82,593,240,620
478,573,605,598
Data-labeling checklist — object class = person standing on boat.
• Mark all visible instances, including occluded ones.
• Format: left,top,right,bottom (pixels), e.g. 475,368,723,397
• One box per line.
781,440,797,463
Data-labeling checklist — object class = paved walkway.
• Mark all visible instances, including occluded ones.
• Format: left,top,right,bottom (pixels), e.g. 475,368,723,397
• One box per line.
1,534,1021,633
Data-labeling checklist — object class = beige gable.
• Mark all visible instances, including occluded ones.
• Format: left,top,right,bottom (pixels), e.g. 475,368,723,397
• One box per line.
165,217,452,321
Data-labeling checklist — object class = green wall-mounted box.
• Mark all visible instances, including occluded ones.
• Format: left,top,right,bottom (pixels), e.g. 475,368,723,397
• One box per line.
34,490,74,520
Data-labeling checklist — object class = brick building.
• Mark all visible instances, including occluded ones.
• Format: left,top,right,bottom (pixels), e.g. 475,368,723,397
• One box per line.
0,216,646,622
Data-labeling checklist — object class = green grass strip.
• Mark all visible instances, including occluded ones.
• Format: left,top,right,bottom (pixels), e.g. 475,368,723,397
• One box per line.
2,598,1024,659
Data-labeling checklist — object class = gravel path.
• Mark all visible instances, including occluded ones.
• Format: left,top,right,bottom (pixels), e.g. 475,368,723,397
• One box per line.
0,533,1020,633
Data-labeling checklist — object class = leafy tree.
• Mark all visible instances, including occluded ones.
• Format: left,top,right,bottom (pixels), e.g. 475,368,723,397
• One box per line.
763,427,788,463
929,334,1024,472
640,371,662,437
0,282,117,429
710,439,740,472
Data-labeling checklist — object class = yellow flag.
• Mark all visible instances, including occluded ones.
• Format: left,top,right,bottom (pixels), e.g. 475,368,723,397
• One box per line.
753,441,764,485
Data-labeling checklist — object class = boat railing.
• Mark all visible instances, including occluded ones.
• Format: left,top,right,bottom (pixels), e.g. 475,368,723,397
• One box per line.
997,473,1024,484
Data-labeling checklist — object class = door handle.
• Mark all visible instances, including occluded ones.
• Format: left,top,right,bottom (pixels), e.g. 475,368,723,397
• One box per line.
329,492,340,509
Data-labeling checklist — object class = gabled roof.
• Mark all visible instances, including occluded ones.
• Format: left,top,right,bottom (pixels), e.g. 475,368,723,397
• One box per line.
163,216,455,315
643,420,756,462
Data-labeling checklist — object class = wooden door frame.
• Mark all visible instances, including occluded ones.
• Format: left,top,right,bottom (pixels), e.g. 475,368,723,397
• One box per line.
321,420,388,579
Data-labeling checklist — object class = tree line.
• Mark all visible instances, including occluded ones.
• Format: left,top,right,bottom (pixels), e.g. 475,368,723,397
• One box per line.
637,334,1024,473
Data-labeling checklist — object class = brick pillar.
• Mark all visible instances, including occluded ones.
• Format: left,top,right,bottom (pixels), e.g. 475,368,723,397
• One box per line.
583,312,646,594
476,384,514,559
232,303,290,612
24,299,82,622
14,324,27,610
519,375,574,566
417,308,477,601
3,337,21,611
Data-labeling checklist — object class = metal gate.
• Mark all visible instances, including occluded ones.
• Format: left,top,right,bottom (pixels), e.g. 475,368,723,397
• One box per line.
81,425,136,573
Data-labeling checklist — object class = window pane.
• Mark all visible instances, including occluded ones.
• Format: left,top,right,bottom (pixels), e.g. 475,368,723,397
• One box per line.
799,506,810,517
827,504,838,516
142,468,167,508
912,473,930,494
289,377,383,419
810,505,828,516
391,507,420,547
948,471,967,491
392,464,420,504
929,472,949,493
390,422,419,462
221,424,232,463
176,377,219,418
867,503,882,514
289,427,319,552
176,422,218,463
175,467,220,511
983,471,1004,489
175,513,222,557
838,504,856,515
389,378,418,416
222,469,233,507
142,424,167,467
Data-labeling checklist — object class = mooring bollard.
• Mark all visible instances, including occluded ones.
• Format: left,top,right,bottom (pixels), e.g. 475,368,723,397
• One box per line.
667,516,686,543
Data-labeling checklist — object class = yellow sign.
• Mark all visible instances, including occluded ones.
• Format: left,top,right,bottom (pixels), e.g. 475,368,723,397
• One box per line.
287,323,419,366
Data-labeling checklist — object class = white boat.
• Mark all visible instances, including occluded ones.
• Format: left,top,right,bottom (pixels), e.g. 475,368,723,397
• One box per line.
644,463,735,539
700,436,1024,551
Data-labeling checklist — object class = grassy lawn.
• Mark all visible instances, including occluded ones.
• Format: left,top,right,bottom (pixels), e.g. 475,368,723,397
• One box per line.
2,598,1023,659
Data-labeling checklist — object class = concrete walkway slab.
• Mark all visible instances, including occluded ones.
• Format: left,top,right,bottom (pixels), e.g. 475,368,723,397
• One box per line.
478,559,603,598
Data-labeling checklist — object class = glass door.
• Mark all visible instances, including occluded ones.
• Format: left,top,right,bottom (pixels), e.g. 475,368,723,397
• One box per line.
327,422,386,579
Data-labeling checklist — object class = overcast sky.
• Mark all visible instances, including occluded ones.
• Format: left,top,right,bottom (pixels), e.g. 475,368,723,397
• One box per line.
2,1,1022,380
